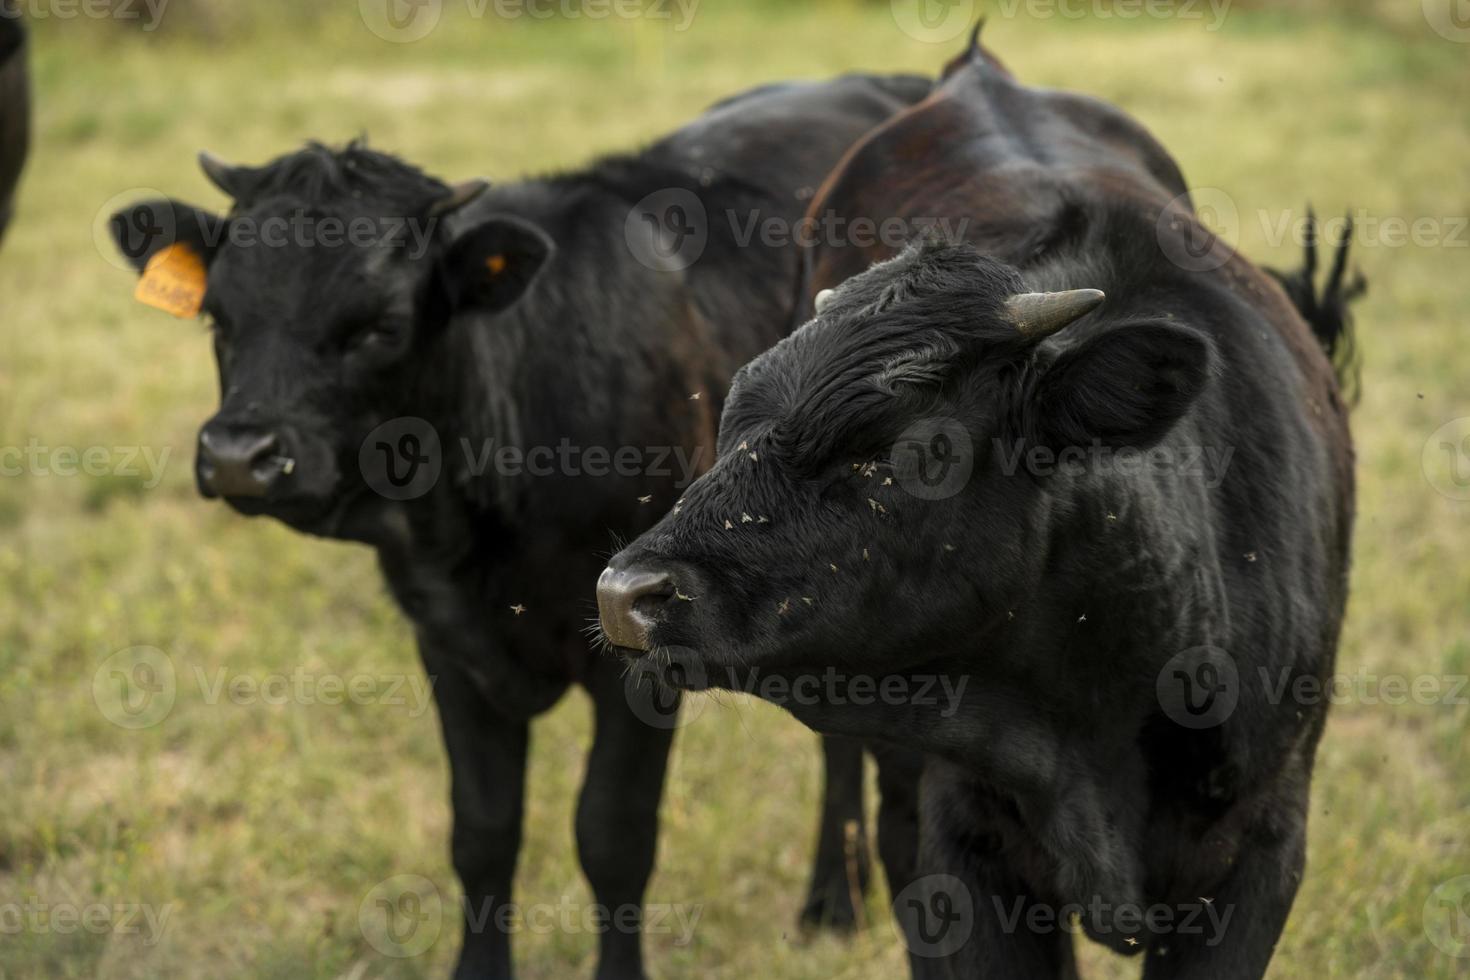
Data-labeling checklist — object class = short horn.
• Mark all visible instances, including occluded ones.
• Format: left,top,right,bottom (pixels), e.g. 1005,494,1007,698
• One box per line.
429,179,491,219
814,288,836,314
198,150,251,199
1004,289,1105,340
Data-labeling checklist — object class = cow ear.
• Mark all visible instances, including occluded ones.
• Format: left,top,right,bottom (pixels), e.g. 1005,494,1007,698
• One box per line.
110,198,226,274
439,216,553,314
1024,323,1211,450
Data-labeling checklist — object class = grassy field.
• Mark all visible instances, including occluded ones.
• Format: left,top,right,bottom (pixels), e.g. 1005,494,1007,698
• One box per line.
1,1,1467,977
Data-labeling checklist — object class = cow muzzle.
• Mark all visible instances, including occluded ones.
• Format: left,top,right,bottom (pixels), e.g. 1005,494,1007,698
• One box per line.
197,420,292,499
597,565,675,652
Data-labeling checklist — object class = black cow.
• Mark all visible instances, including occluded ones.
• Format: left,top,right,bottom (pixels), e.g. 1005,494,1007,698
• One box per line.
600,39,1358,980
110,73,929,979
0,2,30,245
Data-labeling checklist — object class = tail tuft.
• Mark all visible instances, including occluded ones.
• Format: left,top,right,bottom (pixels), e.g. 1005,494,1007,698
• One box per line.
1266,207,1366,405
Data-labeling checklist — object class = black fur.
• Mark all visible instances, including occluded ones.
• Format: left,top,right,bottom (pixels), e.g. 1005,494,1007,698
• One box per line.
606,45,1355,980
111,74,930,979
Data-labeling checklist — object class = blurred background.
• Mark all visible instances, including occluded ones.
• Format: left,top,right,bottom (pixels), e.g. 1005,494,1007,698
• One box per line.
1,0,1467,976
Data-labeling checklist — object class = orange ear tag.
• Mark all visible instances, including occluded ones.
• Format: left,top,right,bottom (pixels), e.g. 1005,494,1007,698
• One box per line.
486,254,507,276
135,243,208,318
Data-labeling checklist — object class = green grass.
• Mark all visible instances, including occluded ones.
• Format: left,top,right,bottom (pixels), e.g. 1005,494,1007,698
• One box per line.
1,2,1468,977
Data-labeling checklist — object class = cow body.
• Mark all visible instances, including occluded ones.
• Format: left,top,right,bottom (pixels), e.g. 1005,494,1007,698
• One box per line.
601,42,1355,979
113,73,929,979
0,4,30,245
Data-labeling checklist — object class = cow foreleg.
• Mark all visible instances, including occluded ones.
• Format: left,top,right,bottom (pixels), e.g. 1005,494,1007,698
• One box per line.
575,656,675,980
905,761,1079,980
800,735,871,931
422,645,530,980
1140,814,1306,980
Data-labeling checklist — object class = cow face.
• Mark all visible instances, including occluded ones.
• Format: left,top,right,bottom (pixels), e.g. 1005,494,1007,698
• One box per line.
111,143,551,538
599,241,1211,686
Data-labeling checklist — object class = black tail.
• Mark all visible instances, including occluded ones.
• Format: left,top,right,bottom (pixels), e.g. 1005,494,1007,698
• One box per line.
1266,207,1366,404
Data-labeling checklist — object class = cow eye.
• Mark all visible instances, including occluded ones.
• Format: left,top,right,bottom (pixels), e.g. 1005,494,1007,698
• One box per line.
344,321,402,353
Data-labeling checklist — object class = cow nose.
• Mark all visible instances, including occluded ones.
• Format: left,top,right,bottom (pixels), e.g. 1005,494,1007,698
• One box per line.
597,565,675,652
198,424,286,498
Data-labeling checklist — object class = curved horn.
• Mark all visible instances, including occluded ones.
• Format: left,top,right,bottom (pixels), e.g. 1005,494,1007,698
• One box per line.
814,288,836,314
429,179,491,219
1004,288,1105,340
198,150,253,199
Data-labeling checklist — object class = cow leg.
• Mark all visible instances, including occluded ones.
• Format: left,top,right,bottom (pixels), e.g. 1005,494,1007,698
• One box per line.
800,735,871,931
903,762,1077,980
422,647,530,980
869,745,929,976
1141,814,1306,980
575,656,675,980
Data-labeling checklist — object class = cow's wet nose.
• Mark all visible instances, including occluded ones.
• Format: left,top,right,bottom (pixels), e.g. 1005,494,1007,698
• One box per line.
197,423,288,498
597,565,675,652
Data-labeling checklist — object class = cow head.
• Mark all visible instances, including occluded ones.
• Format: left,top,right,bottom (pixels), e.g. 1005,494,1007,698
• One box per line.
598,241,1211,687
111,142,553,539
